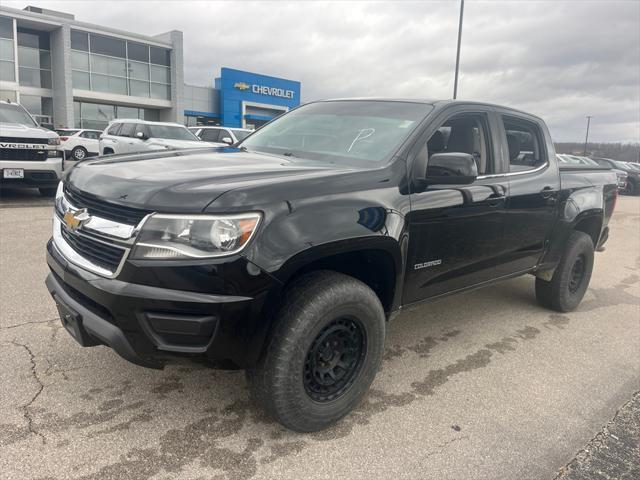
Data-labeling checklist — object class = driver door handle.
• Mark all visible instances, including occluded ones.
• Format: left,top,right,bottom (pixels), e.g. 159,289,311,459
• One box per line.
540,186,557,199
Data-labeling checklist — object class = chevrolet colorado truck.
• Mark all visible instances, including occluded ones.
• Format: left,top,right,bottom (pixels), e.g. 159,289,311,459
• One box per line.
0,100,61,196
45,99,617,432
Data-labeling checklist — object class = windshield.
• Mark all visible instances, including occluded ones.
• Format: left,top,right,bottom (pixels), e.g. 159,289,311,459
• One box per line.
147,125,200,141
232,129,251,141
239,100,432,165
0,103,38,127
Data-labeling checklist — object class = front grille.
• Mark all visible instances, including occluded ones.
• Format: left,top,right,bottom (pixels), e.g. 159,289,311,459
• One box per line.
0,136,50,144
60,227,126,272
64,185,150,225
0,148,48,161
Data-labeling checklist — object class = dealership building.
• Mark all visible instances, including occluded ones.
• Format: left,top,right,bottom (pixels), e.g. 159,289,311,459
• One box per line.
0,5,301,130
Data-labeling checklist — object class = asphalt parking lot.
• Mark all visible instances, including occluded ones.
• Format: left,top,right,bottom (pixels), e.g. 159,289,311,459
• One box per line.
0,188,638,480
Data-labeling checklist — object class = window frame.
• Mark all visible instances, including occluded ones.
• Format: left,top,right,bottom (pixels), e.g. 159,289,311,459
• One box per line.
499,114,549,174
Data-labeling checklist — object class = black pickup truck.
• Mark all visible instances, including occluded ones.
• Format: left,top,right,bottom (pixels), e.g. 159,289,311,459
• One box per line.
45,99,617,431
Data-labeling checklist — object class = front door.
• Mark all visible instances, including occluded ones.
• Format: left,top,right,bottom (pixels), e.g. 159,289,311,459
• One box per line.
403,110,509,304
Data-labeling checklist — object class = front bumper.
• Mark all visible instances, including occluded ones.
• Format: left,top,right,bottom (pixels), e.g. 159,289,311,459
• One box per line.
46,238,279,369
1,156,63,187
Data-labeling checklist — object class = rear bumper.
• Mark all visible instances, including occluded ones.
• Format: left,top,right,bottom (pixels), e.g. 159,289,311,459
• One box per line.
45,237,279,369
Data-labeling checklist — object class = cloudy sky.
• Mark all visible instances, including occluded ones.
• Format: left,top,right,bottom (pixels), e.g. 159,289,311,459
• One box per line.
5,0,639,142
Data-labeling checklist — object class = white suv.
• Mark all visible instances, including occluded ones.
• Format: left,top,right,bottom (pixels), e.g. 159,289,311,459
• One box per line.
55,128,102,160
99,119,210,155
0,100,62,196
189,126,252,146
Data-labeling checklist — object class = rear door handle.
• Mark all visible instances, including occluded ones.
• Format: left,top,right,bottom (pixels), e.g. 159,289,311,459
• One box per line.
540,186,556,199
487,194,506,207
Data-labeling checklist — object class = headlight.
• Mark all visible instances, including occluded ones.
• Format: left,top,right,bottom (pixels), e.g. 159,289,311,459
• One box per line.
131,213,262,259
54,181,66,215
48,137,60,146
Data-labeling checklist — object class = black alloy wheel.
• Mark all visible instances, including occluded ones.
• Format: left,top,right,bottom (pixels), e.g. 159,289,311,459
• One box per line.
303,317,366,402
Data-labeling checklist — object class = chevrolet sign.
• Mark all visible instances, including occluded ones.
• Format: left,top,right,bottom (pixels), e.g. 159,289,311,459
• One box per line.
233,82,295,99
0,143,46,149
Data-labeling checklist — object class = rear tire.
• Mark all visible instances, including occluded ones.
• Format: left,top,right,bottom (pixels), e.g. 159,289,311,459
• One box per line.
71,146,87,160
624,179,637,196
39,187,57,197
246,271,385,432
535,231,594,312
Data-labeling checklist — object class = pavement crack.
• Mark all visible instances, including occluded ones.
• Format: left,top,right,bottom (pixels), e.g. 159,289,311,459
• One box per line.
9,340,47,445
424,435,469,459
2,317,60,330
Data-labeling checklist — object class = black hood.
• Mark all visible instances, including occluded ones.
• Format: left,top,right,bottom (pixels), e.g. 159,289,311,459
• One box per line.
66,148,349,212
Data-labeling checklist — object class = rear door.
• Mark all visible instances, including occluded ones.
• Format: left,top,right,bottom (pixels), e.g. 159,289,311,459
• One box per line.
79,130,100,154
403,106,509,304
494,112,560,276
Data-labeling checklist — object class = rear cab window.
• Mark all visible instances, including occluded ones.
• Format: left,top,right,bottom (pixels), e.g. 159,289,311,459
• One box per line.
106,123,122,136
502,115,548,172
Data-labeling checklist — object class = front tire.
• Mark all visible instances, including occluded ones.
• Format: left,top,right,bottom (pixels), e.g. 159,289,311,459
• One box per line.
535,231,594,312
71,146,87,160
623,179,637,196
247,271,385,432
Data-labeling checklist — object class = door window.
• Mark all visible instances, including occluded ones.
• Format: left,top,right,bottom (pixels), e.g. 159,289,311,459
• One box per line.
502,116,547,172
80,131,99,139
118,123,136,137
200,128,221,142
106,123,121,136
426,113,493,175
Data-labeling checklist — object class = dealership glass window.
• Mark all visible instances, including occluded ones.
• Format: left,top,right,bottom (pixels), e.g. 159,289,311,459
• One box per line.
0,16,13,40
0,60,15,82
91,73,127,95
74,100,161,129
127,42,148,63
91,54,126,77
20,94,53,117
0,38,14,61
19,66,52,88
17,28,51,89
0,89,17,102
128,79,149,97
150,46,170,66
72,70,90,90
90,34,126,58
70,30,88,51
71,50,89,71
70,29,170,98
150,83,170,100
128,60,149,80
0,18,15,83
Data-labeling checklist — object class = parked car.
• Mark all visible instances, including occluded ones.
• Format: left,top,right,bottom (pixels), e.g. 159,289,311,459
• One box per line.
189,126,252,146
591,157,639,195
99,119,212,155
46,99,617,432
0,100,61,196
55,128,102,160
565,155,627,192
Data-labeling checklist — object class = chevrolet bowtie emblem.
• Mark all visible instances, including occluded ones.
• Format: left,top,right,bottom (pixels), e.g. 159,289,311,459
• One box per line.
63,207,90,231
234,82,250,91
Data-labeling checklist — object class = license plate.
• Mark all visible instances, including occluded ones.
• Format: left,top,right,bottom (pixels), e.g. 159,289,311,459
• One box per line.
3,168,24,179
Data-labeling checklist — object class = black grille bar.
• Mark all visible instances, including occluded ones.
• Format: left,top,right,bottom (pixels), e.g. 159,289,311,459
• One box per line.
0,148,49,161
64,185,150,225
60,227,125,272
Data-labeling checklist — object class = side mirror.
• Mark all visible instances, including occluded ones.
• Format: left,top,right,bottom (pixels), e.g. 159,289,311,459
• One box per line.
425,153,478,185
135,131,147,140
221,137,233,145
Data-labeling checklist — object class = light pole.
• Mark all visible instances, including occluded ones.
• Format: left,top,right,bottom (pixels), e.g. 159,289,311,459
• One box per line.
583,116,592,155
453,0,464,99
